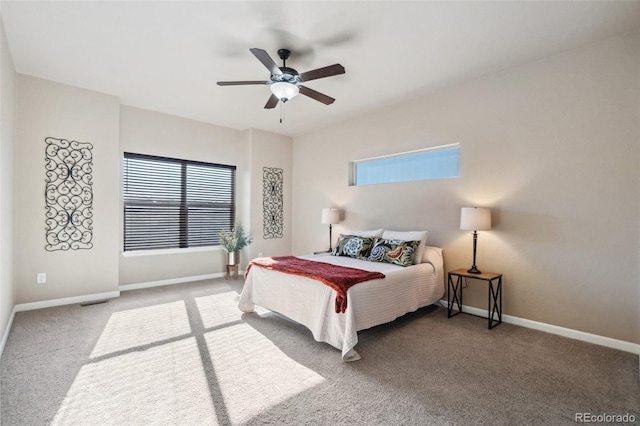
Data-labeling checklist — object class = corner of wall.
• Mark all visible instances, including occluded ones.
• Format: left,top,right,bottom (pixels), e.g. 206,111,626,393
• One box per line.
0,11,17,357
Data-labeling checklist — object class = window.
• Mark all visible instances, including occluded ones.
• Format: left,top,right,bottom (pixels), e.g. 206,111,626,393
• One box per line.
123,153,236,251
349,143,459,186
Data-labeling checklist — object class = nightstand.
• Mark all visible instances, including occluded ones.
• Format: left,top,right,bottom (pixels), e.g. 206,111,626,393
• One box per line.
447,268,502,329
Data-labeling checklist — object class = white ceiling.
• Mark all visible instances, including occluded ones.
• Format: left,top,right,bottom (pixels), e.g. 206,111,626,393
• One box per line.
2,1,639,137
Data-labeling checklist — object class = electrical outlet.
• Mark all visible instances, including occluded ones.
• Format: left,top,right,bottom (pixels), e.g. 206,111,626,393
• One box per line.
258,252,263,258
37,273,46,284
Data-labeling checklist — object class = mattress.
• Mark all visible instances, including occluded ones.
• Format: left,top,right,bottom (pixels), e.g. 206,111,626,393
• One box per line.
238,246,444,361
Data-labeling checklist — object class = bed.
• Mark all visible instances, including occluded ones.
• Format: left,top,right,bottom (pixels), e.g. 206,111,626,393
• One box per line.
238,231,444,361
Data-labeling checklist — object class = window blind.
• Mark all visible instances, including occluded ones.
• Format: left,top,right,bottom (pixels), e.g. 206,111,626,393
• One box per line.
123,153,236,251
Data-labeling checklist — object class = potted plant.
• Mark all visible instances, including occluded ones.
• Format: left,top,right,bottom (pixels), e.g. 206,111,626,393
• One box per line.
218,225,253,266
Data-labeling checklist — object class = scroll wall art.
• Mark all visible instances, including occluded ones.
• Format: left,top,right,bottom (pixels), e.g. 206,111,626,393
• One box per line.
44,137,94,251
263,167,283,239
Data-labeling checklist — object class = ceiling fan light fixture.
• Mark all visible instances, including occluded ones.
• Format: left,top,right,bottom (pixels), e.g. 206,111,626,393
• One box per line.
270,82,299,102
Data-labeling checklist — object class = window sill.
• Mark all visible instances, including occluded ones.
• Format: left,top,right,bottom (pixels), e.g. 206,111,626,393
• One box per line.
121,246,223,258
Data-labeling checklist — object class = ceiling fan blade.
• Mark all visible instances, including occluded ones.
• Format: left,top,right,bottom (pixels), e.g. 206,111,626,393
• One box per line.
217,81,269,86
250,48,283,75
264,94,279,109
298,85,335,105
299,64,345,82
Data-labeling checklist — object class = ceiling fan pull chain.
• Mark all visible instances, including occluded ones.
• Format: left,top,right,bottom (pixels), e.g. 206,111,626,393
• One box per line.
280,102,285,123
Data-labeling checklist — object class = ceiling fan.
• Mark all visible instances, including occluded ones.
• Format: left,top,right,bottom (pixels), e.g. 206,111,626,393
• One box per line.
217,48,345,109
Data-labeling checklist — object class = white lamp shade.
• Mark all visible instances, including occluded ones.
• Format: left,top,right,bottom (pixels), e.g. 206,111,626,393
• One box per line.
270,82,299,102
321,208,340,225
460,207,491,231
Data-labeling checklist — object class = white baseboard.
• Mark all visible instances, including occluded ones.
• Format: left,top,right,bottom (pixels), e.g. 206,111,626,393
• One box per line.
2,291,119,357
1,273,243,358
2,287,637,361
440,299,640,355
15,291,121,313
119,271,244,292
0,306,17,357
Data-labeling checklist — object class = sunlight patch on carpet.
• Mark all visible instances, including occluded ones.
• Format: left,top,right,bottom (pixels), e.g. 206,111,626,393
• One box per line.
205,323,324,424
52,337,217,425
196,291,270,330
195,291,244,329
90,301,191,359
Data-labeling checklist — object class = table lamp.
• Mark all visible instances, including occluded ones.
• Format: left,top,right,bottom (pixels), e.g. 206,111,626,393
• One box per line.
321,208,340,252
460,207,491,274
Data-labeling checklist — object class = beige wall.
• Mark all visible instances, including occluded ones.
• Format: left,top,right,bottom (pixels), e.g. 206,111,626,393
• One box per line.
12,94,292,291
4,28,637,348
292,33,640,344
118,106,248,284
0,14,16,341
245,129,293,260
14,75,120,303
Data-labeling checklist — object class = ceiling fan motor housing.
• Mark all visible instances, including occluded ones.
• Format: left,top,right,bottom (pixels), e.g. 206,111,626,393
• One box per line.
272,67,300,84
272,48,300,84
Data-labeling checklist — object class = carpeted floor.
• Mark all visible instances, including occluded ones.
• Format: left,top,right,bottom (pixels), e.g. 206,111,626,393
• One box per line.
1,278,638,425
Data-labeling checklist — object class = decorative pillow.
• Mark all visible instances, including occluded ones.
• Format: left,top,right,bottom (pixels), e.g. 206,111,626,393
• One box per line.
332,234,375,259
346,228,384,238
367,238,421,267
382,230,428,264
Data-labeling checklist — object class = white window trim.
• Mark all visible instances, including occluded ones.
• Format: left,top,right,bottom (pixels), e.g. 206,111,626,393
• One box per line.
349,142,460,186
351,143,460,164
121,245,224,258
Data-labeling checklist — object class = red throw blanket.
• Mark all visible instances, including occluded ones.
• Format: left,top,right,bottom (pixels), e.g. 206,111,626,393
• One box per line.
246,256,385,314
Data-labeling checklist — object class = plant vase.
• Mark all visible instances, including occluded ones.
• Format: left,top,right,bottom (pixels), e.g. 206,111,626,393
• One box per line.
227,250,240,266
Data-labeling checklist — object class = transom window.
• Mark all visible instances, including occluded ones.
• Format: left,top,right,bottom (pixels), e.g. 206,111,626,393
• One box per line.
123,153,236,251
349,143,460,186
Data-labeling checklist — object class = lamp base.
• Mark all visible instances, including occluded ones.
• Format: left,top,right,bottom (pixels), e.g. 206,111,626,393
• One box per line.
467,266,482,274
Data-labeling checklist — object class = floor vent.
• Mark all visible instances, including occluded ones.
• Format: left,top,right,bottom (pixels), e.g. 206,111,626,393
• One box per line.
80,299,108,307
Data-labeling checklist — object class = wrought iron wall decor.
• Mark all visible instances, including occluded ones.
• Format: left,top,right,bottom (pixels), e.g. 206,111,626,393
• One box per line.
263,167,283,239
44,137,94,251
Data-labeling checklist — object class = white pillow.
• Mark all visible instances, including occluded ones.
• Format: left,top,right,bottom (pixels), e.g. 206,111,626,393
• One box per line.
422,245,443,266
382,230,428,264
346,228,384,238
422,246,444,289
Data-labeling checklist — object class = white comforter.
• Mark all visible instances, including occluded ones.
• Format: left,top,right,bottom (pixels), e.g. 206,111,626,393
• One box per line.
238,246,444,361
